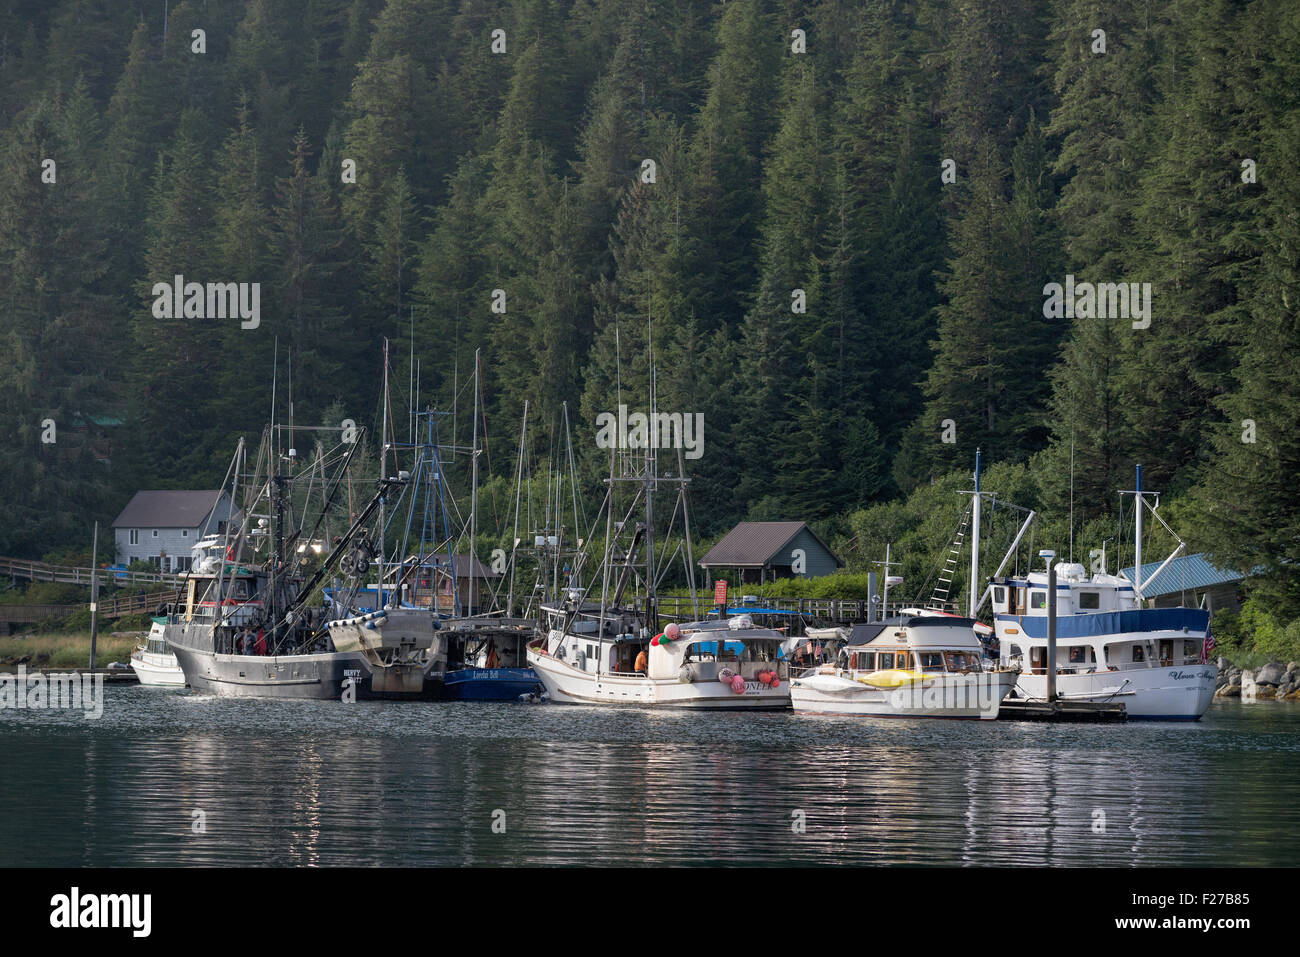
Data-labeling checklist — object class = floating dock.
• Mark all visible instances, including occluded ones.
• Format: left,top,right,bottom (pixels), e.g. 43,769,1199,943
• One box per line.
1,667,139,684
997,698,1126,722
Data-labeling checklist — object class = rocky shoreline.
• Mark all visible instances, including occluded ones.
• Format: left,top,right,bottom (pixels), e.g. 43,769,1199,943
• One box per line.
1214,658,1300,700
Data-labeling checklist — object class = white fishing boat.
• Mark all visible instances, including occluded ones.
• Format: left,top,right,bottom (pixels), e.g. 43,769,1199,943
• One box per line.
529,612,789,709
989,466,1218,720
791,615,1018,718
129,618,186,687
525,399,790,709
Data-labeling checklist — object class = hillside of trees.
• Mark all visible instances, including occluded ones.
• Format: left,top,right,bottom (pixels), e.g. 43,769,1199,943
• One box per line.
1,0,1298,654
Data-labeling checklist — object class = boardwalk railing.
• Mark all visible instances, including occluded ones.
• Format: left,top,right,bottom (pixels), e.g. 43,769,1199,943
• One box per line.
0,590,176,625
0,556,182,588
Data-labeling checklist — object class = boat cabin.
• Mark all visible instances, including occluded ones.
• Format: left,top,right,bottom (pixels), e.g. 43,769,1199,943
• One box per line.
833,616,987,677
991,565,1211,673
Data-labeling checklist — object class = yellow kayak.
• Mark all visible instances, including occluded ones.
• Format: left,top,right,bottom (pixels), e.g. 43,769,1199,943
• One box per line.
856,669,929,689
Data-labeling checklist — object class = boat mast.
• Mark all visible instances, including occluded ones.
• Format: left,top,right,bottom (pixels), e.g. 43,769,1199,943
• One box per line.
507,400,527,616
470,348,480,616
379,338,389,609
1134,464,1143,603
968,448,982,618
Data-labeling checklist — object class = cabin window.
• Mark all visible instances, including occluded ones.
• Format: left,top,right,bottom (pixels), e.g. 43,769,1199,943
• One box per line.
1030,591,1046,609
1158,639,1173,667
1078,591,1100,610
992,586,1006,606
1132,645,1145,662
854,652,875,671
876,652,894,669
1068,646,1086,664
919,652,945,672
1008,644,1022,659
895,652,912,670
945,651,974,672
1183,640,1199,663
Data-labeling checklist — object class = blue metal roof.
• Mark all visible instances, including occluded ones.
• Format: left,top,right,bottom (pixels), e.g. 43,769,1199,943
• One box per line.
1119,553,1245,597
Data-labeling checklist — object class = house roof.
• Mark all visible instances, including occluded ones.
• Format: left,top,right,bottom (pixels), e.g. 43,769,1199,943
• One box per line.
699,521,842,569
112,490,228,530
1119,553,1247,597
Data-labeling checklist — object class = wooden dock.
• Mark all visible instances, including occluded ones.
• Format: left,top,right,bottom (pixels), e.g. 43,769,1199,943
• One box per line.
997,698,1127,722
1,667,139,684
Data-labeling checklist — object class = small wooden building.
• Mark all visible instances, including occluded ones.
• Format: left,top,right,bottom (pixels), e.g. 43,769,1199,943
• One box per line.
699,521,842,585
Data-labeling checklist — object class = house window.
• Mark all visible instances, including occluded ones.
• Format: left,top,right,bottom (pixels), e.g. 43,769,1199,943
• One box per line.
1078,591,1100,610
129,529,139,545
152,529,159,538
181,529,188,537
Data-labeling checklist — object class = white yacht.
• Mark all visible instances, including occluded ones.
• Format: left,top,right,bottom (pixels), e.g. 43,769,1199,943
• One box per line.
991,564,1216,719
990,466,1217,720
130,618,186,687
791,615,1018,719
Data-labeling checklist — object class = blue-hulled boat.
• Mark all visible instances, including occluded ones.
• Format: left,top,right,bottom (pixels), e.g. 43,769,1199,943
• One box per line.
443,666,543,700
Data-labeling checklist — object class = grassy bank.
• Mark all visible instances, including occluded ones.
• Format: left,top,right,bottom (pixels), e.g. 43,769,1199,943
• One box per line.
0,633,139,669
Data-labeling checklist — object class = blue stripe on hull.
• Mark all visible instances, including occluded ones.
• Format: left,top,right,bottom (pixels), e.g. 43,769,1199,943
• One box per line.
997,607,1210,640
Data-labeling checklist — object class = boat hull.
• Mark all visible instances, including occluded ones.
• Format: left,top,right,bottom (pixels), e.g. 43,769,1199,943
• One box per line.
1011,665,1217,719
791,670,1018,719
168,632,444,701
442,667,543,701
527,648,790,709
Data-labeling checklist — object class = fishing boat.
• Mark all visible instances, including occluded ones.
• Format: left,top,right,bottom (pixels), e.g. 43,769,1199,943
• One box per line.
165,473,445,701
441,618,542,700
129,618,186,687
529,610,789,708
790,615,1018,718
526,391,790,708
989,466,1218,719
164,352,448,702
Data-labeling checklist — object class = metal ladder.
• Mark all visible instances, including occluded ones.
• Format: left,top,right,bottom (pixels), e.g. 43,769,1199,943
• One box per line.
928,507,970,610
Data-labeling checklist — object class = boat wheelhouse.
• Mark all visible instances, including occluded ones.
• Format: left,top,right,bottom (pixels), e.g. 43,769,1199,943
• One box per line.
790,615,1018,719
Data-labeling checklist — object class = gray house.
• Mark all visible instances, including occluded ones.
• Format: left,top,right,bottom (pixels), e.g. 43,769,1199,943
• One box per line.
699,521,842,585
112,490,241,573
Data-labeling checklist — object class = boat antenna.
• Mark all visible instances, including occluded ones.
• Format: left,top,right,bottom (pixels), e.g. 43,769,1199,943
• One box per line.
1069,432,1075,564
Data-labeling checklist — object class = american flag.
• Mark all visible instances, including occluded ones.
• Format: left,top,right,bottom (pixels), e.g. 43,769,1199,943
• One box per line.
1201,629,1215,664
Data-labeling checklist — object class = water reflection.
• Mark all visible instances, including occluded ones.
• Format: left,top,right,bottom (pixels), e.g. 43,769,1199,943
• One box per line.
0,691,1297,866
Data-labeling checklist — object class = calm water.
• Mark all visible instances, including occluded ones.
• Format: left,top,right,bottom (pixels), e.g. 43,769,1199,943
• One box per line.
2,688,1297,867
